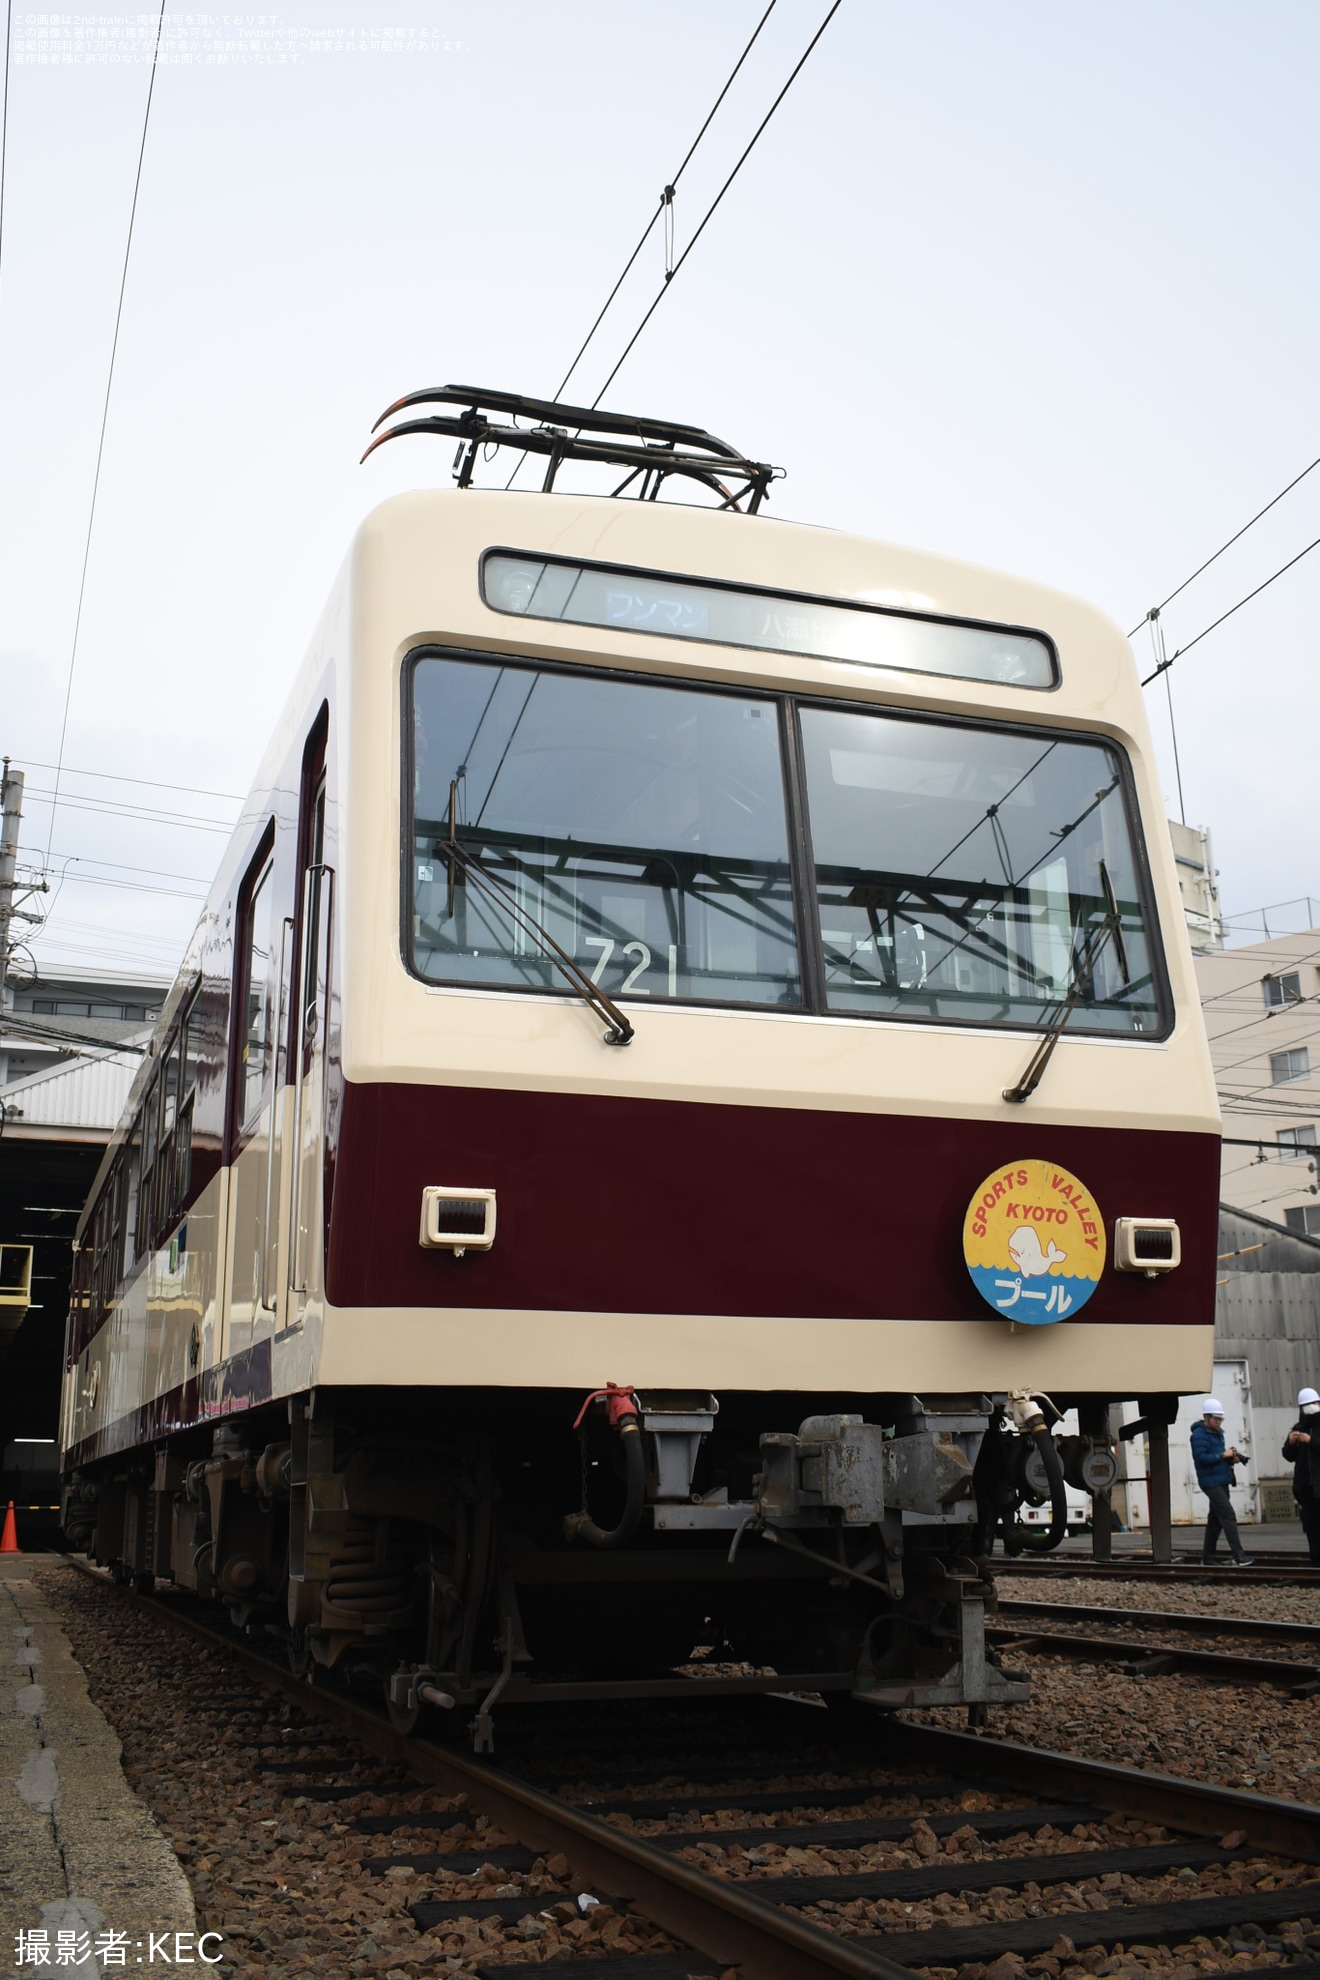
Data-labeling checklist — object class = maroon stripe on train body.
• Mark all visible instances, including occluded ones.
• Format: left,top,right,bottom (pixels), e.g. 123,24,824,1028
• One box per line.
325,1081,1221,1325
64,1338,273,1471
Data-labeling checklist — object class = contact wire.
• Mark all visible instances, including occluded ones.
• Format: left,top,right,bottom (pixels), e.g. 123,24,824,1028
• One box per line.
590,0,844,408
44,0,168,868
504,0,781,488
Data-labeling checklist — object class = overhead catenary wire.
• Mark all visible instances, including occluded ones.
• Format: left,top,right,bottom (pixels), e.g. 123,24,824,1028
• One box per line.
15,757,243,804
1200,991,1320,1052
1197,938,1320,1009
22,788,234,833
1231,1181,1320,1216
18,845,211,886
551,0,779,406
1211,1017,1320,1081
1218,1091,1320,1120
19,871,207,904
1128,451,1320,639
1221,1136,1317,1152
0,0,11,305
1218,1074,1320,1115
1148,611,1186,825
1140,533,1320,688
44,0,168,868
587,0,844,413
30,926,184,965
502,0,783,492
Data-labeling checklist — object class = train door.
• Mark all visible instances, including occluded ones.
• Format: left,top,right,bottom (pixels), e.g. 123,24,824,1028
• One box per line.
286,712,332,1328
225,826,290,1358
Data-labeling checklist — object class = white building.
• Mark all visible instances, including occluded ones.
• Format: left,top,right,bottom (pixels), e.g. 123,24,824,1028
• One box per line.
1168,819,1224,955
0,965,165,1089
1194,928,1320,1239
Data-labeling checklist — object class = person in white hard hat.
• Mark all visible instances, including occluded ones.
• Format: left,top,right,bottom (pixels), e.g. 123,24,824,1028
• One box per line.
1284,1387,1320,1564
1191,1399,1252,1566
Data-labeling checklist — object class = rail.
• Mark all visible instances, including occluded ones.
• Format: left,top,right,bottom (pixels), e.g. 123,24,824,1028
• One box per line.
995,1557,1320,1585
67,1561,1320,1977
68,1562,911,1980
997,1596,1320,1644
987,1619,1319,1690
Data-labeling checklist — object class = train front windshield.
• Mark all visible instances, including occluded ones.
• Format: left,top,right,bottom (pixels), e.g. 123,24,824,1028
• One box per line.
409,654,801,1008
798,708,1162,1033
407,652,1164,1035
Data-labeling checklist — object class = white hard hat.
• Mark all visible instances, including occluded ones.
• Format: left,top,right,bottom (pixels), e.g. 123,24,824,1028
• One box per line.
1301,1388,1320,1408
1203,1397,1225,1416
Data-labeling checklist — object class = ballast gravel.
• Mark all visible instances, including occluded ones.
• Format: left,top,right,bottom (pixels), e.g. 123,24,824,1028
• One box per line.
907,1572,1320,1801
33,1559,1320,1980
38,1565,693,1978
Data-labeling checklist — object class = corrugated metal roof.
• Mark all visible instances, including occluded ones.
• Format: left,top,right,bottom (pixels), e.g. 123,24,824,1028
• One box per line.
0,1050,139,1132
1217,1203,1320,1409
1219,1203,1320,1274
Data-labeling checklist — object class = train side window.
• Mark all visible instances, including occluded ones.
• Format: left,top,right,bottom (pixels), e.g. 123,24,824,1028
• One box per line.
89,1162,122,1330
237,852,276,1135
183,989,205,1094
136,1076,159,1256
171,994,198,1223
123,1119,141,1264
68,1239,91,1361
297,772,328,1061
111,1155,129,1296
162,1034,180,1137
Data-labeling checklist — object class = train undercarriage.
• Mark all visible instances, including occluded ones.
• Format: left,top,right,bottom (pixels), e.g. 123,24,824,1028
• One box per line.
62,1384,1126,1748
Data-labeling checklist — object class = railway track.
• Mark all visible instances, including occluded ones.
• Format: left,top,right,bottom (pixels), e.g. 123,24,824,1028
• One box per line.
987,1606,1320,1691
995,1558,1320,1585
998,1599,1320,1647
60,1561,1320,1980
982,1583,1320,1689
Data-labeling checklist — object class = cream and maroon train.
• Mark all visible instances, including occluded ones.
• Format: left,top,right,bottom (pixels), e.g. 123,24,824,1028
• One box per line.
60,392,1219,1738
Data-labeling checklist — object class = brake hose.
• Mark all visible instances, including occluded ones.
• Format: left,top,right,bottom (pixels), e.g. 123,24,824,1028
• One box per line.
563,1384,647,1549
564,1417,646,1549
1015,1425,1069,1552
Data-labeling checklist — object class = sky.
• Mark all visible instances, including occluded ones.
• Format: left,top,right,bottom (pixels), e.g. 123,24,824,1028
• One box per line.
1,0,1318,984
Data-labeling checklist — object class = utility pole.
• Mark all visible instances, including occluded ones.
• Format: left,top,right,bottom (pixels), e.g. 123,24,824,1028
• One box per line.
0,760,24,1015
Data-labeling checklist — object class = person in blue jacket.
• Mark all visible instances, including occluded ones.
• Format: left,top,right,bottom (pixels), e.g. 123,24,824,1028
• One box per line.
1191,1398,1253,1566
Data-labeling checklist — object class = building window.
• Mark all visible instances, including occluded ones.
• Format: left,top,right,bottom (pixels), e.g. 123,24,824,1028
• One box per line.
30,998,148,1020
1271,1047,1311,1085
1279,1126,1318,1160
1286,1205,1320,1239
1264,971,1303,1008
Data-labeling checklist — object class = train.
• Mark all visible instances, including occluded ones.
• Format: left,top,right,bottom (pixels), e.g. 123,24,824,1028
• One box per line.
58,388,1219,1744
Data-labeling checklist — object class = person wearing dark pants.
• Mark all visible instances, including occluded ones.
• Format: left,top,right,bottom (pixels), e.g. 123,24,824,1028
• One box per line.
1283,1385,1320,1565
1191,1398,1253,1566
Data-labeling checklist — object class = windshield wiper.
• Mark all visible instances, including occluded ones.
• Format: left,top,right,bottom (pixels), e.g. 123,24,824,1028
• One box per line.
440,781,634,1048
1002,860,1130,1104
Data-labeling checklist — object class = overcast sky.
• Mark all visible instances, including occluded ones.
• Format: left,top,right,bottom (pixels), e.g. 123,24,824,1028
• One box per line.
1,0,1317,984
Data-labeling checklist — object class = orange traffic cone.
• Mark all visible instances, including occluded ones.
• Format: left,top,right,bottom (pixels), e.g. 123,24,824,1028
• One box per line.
0,1501,19,1554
